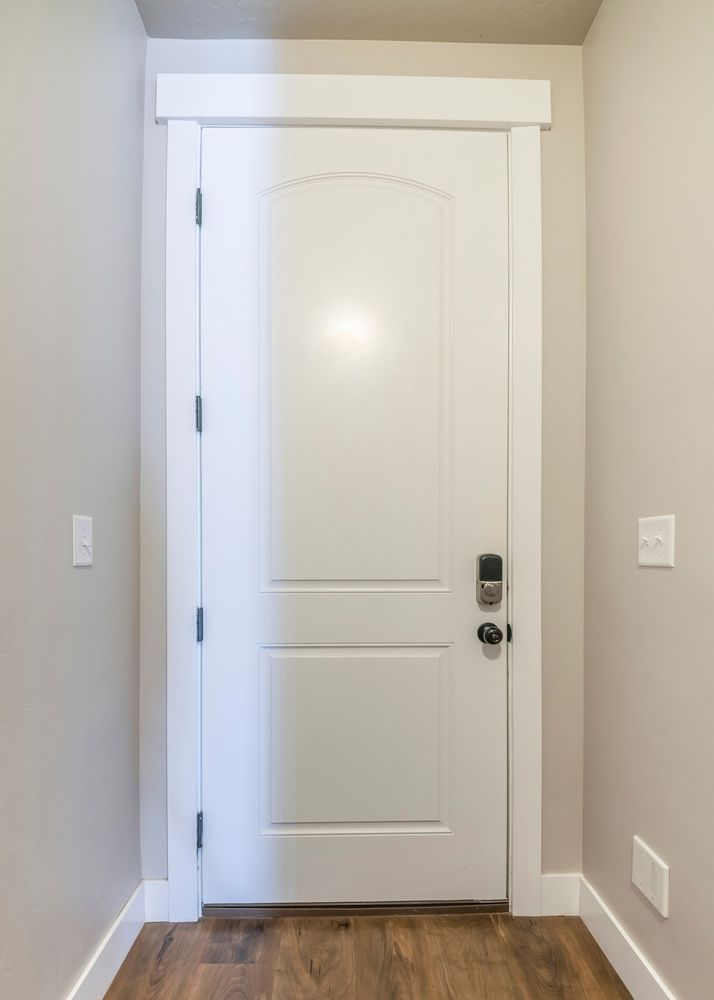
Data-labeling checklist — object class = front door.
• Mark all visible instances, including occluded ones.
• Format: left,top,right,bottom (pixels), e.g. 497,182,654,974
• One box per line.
200,126,509,905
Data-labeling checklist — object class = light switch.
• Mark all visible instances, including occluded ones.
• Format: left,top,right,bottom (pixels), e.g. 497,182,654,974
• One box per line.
72,515,93,567
638,515,675,567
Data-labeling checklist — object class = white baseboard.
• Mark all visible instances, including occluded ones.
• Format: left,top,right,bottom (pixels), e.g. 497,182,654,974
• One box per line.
579,877,678,1000
144,879,170,922
541,874,679,999
64,878,171,1000
541,873,581,915
65,883,145,1000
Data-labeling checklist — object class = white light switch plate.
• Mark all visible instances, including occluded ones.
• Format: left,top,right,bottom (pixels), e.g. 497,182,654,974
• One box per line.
72,515,93,567
638,514,675,567
632,835,669,917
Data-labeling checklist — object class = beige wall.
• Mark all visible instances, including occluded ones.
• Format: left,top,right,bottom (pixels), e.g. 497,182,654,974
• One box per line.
583,1,714,996
0,2,145,997
140,39,586,877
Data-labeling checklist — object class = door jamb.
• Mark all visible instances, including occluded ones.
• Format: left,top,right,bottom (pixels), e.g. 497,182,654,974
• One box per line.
162,74,549,921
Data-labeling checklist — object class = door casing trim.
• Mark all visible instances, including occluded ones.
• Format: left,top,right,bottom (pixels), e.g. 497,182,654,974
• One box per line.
163,73,548,921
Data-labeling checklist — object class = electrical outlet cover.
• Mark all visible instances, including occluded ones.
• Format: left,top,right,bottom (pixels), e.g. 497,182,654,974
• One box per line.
632,835,669,917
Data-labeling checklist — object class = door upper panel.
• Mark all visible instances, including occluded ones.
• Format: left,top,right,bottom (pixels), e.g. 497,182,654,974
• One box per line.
259,174,452,593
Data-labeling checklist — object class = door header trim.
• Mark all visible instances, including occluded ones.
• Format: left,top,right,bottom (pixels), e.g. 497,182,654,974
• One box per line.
156,73,551,131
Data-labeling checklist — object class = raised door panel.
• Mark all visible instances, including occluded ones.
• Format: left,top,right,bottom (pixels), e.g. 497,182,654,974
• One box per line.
259,176,452,592
258,645,452,833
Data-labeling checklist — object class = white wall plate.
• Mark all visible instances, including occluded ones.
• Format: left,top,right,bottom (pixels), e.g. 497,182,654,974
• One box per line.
638,514,675,567
72,515,93,567
632,835,670,917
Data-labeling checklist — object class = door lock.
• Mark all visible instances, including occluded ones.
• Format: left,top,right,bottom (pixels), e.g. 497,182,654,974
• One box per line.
477,553,502,606
478,622,504,645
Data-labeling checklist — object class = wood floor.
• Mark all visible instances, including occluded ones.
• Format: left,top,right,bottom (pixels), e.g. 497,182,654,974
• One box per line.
105,914,632,999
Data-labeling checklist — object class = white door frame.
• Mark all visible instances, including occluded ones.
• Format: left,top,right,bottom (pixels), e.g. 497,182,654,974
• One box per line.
160,73,549,922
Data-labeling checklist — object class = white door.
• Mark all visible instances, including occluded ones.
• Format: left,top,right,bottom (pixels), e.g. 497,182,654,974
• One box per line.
200,126,509,905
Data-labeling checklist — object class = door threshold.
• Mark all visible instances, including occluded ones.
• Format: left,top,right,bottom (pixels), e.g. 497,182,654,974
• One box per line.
202,899,509,918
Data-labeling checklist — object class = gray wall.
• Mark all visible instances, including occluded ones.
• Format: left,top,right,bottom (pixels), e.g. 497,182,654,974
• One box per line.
583,1,714,996
0,2,145,997
140,39,586,878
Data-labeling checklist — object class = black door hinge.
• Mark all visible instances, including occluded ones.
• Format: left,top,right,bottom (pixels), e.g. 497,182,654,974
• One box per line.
195,188,203,227
197,811,204,850
507,623,513,643
195,395,203,433
196,607,204,643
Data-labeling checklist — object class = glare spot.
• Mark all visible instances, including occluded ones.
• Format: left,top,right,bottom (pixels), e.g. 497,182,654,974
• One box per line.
325,311,375,359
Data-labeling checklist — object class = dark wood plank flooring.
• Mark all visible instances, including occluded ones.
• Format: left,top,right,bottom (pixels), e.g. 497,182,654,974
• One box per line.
105,915,632,999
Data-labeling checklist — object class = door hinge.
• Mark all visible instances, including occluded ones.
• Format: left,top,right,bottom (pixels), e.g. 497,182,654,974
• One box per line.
507,623,513,643
196,607,204,643
197,811,204,850
195,394,203,433
195,188,203,227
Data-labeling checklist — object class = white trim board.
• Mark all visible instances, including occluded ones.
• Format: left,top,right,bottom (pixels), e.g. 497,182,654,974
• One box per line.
64,883,145,1000
507,122,543,917
580,878,679,1000
64,880,170,1000
156,74,551,130
166,119,202,924
542,875,679,999
163,73,545,921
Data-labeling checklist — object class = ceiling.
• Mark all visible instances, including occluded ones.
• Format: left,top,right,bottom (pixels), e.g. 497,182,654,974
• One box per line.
134,0,604,44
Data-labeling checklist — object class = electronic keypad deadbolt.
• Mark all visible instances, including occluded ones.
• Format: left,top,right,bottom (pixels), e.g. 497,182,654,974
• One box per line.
477,553,503,606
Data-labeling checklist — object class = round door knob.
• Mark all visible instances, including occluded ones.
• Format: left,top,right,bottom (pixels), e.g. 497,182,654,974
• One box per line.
478,622,503,645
